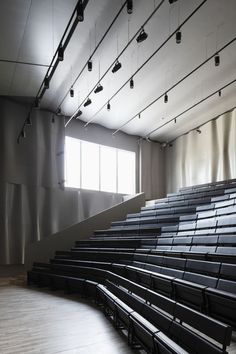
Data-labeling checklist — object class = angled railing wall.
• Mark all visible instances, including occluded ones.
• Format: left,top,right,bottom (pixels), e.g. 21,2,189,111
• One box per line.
25,193,145,270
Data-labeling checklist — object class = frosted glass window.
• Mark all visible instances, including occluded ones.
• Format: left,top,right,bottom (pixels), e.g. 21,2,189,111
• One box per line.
118,150,135,194
81,141,99,190
65,136,136,194
64,137,80,188
100,146,116,192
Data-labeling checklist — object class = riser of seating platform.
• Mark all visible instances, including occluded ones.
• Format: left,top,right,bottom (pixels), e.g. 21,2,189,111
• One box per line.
155,189,235,204
142,192,236,212
93,199,236,240
28,265,233,354
160,182,236,202
179,178,236,192
28,179,236,354
95,194,236,240
50,251,236,294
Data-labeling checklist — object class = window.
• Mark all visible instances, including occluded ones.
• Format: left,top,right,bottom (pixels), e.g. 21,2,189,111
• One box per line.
65,136,136,194
81,141,99,191
100,145,116,192
118,149,136,194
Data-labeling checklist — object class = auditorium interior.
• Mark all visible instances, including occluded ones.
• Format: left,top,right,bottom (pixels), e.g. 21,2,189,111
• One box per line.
0,0,236,353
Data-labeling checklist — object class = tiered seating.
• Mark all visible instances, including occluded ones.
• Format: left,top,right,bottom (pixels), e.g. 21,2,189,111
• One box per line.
28,179,236,354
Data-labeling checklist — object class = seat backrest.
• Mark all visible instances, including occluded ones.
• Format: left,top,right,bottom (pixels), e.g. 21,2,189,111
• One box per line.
183,272,218,288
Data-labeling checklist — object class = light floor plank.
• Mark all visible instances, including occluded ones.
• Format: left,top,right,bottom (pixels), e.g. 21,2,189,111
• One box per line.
0,267,235,354
0,284,142,354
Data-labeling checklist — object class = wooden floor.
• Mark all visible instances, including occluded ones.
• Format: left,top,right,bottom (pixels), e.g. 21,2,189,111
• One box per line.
0,267,235,354
0,268,142,354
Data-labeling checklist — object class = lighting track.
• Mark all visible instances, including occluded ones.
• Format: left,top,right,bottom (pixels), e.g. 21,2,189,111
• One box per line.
17,0,90,143
36,0,90,101
83,0,208,129
57,0,128,113
112,35,236,135
65,0,166,127
168,105,236,145
145,77,236,139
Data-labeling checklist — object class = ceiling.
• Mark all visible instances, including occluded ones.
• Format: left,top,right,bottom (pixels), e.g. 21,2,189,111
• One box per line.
0,0,236,142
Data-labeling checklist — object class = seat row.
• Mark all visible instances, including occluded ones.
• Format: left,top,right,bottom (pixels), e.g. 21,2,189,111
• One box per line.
28,265,232,354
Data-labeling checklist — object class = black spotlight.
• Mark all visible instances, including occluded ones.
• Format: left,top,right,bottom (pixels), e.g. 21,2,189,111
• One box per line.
44,76,50,89
196,128,201,134
130,77,134,89
26,114,32,125
127,0,133,14
176,30,182,44
21,130,26,138
88,59,92,71
84,98,92,107
112,60,122,73
218,90,222,97
75,110,83,118
70,87,74,97
136,28,148,43
215,53,220,67
58,45,64,61
107,101,111,111
94,84,103,94
169,0,178,3
56,107,62,115
164,92,168,103
34,98,40,109
77,1,84,22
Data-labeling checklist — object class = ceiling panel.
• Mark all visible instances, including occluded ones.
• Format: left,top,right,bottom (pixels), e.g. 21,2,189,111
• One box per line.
0,0,235,142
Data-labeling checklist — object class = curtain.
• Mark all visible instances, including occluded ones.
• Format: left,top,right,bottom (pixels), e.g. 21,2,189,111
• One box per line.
139,139,166,200
165,108,236,193
0,98,124,264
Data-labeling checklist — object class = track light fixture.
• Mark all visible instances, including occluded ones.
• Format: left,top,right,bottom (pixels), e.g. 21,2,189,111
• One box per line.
75,110,83,118
26,114,32,125
130,77,134,89
164,92,168,103
107,101,111,111
44,77,50,89
21,130,26,138
174,118,177,124
34,98,40,109
169,0,178,3
94,83,103,94
176,30,182,44
138,113,141,119
215,53,220,66
196,128,201,134
161,142,168,149
127,0,133,14
84,98,92,107
77,1,84,22
70,87,74,97
58,45,64,61
56,107,62,115
112,59,122,73
51,116,55,123
87,59,92,71
218,90,222,97
136,28,148,43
